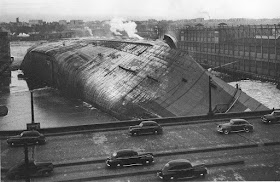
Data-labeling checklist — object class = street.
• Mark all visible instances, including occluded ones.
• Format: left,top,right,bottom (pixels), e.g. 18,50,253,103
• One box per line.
1,117,280,181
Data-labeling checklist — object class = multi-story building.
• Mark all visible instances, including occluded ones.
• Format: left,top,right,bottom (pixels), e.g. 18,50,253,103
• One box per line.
69,20,84,26
29,20,45,26
59,20,67,25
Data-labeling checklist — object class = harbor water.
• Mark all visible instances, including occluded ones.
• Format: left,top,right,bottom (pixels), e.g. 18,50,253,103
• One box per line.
228,80,280,109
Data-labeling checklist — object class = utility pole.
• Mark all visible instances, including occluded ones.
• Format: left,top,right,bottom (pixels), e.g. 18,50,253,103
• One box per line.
208,76,213,116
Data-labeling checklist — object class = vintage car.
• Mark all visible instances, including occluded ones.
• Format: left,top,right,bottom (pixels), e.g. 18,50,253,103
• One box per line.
106,149,154,168
6,160,53,180
157,159,207,180
217,118,253,134
261,110,280,124
6,130,46,146
129,121,163,136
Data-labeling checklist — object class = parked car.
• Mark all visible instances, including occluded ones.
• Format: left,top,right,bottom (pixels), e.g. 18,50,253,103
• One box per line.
157,159,207,180
6,160,53,180
217,118,253,134
261,110,280,124
129,121,163,136
7,130,46,146
106,149,154,168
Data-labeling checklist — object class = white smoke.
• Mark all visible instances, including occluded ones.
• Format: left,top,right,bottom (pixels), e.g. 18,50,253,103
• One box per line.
17,33,30,37
84,26,93,37
198,11,210,20
108,18,143,40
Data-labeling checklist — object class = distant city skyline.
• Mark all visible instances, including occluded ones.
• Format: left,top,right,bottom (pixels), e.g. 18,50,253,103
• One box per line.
1,0,280,22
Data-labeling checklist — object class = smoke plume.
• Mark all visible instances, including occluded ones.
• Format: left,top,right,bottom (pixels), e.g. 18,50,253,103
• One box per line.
199,11,210,20
84,26,93,37
108,18,143,39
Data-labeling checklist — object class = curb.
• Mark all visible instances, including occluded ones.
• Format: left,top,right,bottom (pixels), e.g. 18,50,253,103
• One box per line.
53,144,258,168
154,143,258,157
55,160,245,182
0,144,254,173
54,159,105,167
263,141,280,146
0,110,273,137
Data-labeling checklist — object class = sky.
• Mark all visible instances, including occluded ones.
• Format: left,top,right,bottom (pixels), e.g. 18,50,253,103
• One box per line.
0,0,280,22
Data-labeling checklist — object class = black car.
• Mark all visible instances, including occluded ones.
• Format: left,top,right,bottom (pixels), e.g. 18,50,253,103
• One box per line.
157,159,207,180
217,118,253,134
7,130,46,146
129,121,163,136
6,160,53,180
261,110,280,124
106,149,154,168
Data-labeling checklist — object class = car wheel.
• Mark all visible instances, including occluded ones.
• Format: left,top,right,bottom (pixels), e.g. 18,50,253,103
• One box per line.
244,128,250,132
223,130,229,135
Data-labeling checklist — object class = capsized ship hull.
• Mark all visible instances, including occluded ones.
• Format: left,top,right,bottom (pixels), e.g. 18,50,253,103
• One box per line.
21,39,268,120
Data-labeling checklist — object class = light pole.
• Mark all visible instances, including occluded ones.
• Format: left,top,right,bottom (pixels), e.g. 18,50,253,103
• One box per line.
208,76,213,116
30,91,34,124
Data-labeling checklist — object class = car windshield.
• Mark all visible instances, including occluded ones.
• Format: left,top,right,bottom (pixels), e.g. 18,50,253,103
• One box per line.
139,123,143,127
230,120,235,125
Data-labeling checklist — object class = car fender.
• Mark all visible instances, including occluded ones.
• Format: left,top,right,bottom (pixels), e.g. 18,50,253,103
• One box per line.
221,126,231,131
140,155,152,161
132,128,141,132
110,159,123,165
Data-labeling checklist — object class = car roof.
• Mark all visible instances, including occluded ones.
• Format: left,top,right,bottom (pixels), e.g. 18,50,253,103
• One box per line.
230,119,247,122
22,130,40,134
166,159,191,166
141,121,157,124
116,149,137,154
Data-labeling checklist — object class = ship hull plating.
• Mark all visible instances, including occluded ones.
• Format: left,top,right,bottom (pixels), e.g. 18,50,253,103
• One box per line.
21,39,267,120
